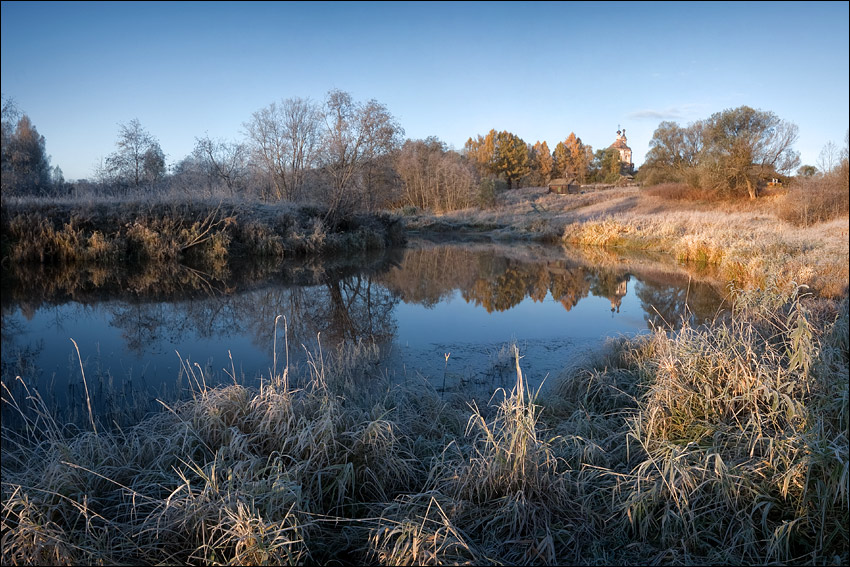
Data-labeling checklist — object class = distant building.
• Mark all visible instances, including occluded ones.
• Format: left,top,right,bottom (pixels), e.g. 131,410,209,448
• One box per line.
609,128,634,174
548,177,581,194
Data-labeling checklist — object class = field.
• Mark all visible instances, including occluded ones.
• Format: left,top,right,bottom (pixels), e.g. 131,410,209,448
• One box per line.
2,186,848,565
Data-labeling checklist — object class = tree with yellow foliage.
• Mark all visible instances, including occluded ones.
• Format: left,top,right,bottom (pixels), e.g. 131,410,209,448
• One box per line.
553,133,591,183
464,129,530,189
464,129,497,177
531,140,554,185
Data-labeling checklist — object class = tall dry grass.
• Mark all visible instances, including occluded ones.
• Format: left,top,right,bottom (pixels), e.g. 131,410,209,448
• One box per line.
0,197,405,271
561,210,849,298
615,286,849,564
1,338,453,565
778,172,850,227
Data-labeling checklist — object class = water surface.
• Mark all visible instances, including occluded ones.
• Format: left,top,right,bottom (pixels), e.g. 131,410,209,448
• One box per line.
1,241,728,426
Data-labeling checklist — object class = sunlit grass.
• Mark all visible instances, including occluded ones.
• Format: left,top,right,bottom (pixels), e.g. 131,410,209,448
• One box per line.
561,211,848,298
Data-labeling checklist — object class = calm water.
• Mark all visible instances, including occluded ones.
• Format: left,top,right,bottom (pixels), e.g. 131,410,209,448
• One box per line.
1,241,728,426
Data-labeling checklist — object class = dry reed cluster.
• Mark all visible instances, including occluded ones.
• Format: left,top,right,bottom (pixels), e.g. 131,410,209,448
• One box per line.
0,197,405,271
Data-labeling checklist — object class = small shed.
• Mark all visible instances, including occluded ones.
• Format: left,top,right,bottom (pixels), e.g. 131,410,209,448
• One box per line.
548,178,580,195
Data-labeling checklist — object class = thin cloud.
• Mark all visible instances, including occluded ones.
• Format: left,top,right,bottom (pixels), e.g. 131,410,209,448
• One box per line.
627,105,704,121
627,108,686,120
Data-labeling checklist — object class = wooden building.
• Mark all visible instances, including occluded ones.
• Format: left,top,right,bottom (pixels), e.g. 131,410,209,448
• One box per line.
547,178,580,194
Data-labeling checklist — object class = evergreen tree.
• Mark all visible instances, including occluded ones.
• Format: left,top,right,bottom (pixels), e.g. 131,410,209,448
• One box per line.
1,113,52,195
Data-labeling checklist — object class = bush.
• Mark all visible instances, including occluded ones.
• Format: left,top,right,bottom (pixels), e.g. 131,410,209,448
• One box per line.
477,179,497,209
778,171,849,226
643,182,708,202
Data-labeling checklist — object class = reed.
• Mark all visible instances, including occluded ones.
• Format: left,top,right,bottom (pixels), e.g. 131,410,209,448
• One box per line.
1,197,405,271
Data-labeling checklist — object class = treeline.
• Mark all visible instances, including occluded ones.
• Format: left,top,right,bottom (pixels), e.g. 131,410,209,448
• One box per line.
465,130,626,190
1,92,632,215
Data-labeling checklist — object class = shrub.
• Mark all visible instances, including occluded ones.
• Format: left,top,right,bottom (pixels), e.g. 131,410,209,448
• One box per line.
643,182,708,202
778,172,849,226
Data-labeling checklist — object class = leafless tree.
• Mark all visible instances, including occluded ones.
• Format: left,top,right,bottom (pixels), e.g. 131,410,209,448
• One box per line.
817,140,841,174
193,135,249,196
244,97,322,202
105,119,166,188
396,137,478,212
318,90,404,220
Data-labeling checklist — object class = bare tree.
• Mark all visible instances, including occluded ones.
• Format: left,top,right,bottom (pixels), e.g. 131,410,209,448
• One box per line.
320,90,404,220
817,140,841,174
193,135,249,196
244,97,322,202
105,119,165,188
396,137,478,212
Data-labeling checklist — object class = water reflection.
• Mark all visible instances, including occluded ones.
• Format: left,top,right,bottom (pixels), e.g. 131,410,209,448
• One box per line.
1,241,728,429
376,243,723,324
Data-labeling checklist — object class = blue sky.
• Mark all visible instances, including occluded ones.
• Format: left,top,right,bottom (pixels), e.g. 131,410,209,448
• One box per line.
2,0,848,181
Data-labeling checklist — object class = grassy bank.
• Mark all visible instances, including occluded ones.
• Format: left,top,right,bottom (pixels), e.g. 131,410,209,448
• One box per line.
561,212,848,299
0,196,405,273
2,286,847,565
402,186,848,299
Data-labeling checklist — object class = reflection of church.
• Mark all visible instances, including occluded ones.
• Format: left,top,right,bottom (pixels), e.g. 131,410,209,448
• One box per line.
608,275,629,313
588,271,631,315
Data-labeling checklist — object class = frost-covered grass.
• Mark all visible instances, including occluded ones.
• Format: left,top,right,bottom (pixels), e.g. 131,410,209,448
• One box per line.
2,187,847,565
1,196,405,271
2,287,847,565
401,185,848,298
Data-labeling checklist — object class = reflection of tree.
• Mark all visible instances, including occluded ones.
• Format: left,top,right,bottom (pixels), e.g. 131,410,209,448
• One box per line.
378,247,480,307
635,278,724,330
379,245,728,330
381,247,601,315
465,266,529,313
109,302,193,354
3,242,730,378
295,275,398,347
103,274,399,358
550,267,592,311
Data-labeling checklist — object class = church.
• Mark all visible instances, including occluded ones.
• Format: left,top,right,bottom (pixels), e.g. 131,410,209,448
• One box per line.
609,127,634,174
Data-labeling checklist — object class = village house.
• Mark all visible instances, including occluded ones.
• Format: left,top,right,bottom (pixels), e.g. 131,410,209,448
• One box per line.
547,177,581,194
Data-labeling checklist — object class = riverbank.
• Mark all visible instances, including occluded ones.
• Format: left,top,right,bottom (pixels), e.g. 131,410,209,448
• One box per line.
0,196,405,272
2,286,846,565
403,185,849,299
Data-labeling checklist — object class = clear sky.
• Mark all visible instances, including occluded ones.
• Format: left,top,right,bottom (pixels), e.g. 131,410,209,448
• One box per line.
2,0,848,181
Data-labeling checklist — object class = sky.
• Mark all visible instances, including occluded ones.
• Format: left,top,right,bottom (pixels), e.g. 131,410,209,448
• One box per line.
2,0,848,181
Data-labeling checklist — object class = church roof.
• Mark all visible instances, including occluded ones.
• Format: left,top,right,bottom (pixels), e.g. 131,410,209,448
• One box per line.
610,138,630,150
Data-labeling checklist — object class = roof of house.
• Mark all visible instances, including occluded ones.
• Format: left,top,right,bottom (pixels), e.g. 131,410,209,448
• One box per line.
548,178,579,186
